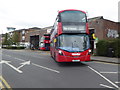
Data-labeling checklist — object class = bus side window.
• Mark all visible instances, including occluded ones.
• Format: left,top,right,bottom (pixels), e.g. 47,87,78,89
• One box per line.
40,37,44,43
57,14,61,22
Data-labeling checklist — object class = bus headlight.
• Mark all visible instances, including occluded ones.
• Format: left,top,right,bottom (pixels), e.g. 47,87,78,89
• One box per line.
88,49,91,55
58,50,63,55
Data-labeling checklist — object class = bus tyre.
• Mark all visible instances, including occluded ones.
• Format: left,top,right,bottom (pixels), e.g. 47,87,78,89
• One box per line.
50,51,53,58
54,53,58,62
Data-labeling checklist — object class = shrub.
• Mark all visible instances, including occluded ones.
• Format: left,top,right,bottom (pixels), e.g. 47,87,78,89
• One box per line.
113,39,120,57
96,39,120,57
96,40,108,56
17,46,25,49
2,46,25,49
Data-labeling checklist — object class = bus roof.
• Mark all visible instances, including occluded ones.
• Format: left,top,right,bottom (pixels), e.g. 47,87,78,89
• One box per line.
59,9,86,14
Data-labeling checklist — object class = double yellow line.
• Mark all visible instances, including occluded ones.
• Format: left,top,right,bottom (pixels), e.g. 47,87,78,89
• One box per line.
0,76,12,90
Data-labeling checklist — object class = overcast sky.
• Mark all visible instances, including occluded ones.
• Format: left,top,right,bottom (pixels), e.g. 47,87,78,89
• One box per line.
0,0,119,34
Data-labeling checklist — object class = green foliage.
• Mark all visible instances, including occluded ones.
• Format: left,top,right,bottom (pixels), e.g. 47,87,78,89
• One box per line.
2,32,20,46
2,33,12,45
11,32,19,45
112,39,120,57
96,40,108,56
2,46,25,49
96,39,120,57
17,46,25,49
118,32,120,39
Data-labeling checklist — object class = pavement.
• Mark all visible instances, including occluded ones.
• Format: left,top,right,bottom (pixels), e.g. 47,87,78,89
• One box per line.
91,55,120,64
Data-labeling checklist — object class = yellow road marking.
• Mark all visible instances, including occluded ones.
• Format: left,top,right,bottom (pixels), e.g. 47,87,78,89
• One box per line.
0,82,5,89
94,61,119,65
0,76,12,89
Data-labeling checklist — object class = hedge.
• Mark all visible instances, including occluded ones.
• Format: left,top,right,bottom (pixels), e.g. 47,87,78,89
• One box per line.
2,46,25,49
96,39,120,57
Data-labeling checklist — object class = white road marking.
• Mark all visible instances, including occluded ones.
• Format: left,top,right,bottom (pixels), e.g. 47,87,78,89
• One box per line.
17,61,30,69
14,57,60,73
100,72,119,74
32,63,60,73
115,82,120,84
0,60,11,64
88,66,119,89
1,60,22,73
4,54,25,62
4,55,12,57
3,55,60,74
14,58,25,61
100,84,114,88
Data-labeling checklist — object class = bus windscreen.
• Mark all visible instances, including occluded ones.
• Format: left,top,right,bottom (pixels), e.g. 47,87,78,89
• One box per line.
58,34,90,52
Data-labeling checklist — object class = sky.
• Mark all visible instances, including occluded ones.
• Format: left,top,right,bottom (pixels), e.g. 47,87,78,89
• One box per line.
0,0,119,34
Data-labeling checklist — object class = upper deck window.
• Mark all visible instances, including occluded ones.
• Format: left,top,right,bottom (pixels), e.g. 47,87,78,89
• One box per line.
60,11,86,23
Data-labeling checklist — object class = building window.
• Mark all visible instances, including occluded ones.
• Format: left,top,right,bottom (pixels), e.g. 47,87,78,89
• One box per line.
96,20,99,24
22,30,25,35
22,36,25,40
26,31,28,33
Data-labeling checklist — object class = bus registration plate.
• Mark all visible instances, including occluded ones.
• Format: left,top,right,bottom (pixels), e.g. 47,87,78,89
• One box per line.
72,60,80,62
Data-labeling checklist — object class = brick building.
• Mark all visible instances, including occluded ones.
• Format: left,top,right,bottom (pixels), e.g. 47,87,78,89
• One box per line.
9,27,41,46
88,16,120,40
88,16,120,54
7,26,52,49
28,26,52,49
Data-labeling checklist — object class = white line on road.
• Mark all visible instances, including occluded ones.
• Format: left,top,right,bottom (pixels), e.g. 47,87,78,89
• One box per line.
88,66,119,89
17,61,31,69
0,60,11,64
3,54,60,74
115,82,120,84
14,57,60,73
100,84,114,89
4,55,12,57
100,72,119,74
2,60,23,73
32,63,60,73
14,58,25,61
13,56,60,73
4,54,25,62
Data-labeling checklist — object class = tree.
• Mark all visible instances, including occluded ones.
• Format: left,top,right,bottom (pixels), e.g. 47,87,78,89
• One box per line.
11,31,19,45
2,33,12,45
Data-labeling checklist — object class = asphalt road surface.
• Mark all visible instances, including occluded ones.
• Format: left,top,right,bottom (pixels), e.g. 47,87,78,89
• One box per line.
1,49,119,89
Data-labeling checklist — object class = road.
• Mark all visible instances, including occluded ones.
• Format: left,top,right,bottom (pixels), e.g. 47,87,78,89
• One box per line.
1,49,119,89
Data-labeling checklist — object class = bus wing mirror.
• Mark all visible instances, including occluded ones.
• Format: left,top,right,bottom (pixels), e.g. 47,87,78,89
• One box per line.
58,19,61,22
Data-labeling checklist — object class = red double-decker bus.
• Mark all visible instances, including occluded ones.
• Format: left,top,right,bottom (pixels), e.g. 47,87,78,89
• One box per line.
50,9,91,62
39,33,50,50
